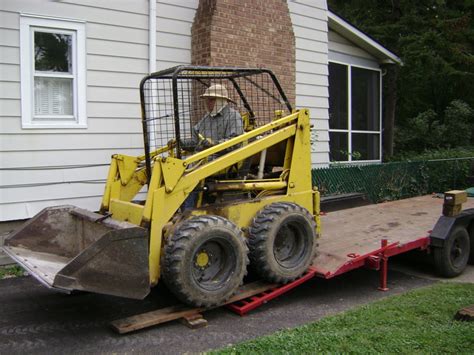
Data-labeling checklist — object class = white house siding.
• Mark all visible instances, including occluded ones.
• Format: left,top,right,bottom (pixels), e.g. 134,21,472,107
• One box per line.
328,29,379,69
288,0,330,168
156,1,197,70
0,0,197,221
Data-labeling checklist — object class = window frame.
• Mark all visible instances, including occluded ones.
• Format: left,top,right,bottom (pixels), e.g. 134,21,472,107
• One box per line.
328,60,382,164
20,14,87,129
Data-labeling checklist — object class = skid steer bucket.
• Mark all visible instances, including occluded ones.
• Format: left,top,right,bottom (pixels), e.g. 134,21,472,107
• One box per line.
2,206,150,299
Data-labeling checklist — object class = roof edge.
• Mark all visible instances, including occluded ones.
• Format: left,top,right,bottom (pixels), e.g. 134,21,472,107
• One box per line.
328,11,403,65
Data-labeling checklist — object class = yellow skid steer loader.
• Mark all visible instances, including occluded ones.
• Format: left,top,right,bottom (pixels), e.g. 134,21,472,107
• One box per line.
4,67,320,307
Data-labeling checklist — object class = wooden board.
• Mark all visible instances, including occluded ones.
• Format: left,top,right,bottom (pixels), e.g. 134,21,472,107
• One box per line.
110,280,277,334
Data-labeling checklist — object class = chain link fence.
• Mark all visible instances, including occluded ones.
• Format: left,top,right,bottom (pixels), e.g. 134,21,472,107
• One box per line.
312,158,474,203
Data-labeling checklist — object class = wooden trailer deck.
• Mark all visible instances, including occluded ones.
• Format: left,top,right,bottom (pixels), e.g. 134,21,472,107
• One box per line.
315,194,474,277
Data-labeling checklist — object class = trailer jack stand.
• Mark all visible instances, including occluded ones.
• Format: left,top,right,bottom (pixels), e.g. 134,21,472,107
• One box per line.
378,239,389,291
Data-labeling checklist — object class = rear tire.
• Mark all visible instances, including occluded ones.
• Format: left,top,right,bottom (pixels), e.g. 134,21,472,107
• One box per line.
433,226,470,277
248,202,317,283
468,223,474,265
162,215,248,307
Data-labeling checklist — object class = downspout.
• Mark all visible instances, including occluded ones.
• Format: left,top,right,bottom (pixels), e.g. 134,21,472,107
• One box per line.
149,0,157,73
147,1,157,155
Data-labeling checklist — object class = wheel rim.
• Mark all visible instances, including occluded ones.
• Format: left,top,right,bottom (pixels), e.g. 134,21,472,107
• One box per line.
192,237,236,291
273,220,306,268
450,234,468,268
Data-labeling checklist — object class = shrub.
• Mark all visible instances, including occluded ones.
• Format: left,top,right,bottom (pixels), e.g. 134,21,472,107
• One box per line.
394,99,474,154
443,99,474,147
389,146,474,162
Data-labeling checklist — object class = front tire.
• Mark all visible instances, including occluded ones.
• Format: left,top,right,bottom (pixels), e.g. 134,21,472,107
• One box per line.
248,202,318,283
162,215,248,307
433,226,470,277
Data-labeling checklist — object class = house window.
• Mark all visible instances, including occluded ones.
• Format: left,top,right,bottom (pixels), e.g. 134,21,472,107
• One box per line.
329,62,381,162
20,15,86,128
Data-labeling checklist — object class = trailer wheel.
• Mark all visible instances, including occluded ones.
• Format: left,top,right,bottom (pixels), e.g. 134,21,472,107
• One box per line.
469,223,474,265
434,226,470,277
248,202,317,283
162,215,248,307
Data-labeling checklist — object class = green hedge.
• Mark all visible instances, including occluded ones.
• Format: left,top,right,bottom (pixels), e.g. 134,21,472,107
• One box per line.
389,146,474,162
312,158,473,203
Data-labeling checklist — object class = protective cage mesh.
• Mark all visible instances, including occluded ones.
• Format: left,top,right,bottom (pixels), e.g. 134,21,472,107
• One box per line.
140,67,292,162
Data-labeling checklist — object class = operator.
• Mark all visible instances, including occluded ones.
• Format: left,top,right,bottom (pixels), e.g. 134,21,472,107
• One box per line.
181,84,244,210
180,84,243,153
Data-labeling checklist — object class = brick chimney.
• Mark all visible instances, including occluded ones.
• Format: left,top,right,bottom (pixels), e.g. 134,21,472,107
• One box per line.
191,0,295,106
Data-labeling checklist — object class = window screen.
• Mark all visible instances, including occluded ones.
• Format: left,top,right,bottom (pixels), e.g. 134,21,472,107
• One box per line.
352,133,380,160
351,67,380,131
329,62,348,130
328,62,381,162
329,131,348,162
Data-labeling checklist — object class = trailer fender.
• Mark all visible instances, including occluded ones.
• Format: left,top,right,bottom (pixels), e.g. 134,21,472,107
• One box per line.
430,208,474,249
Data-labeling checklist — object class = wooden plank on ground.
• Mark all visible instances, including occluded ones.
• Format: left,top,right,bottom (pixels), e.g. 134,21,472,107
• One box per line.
180,313,208,329
110,305,205,334
110,280,277,334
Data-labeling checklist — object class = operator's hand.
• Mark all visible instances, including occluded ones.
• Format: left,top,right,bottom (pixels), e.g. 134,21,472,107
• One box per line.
180,138,197,152
196,134,214,151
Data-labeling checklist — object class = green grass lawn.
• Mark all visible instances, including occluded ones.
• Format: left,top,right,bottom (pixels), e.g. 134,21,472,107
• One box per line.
214,282,474,354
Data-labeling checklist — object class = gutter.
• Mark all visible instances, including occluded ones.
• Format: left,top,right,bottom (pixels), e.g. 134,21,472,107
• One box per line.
328,11,403,65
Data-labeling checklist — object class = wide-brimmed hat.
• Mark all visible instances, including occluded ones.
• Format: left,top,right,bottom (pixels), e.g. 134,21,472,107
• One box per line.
201,84,236,104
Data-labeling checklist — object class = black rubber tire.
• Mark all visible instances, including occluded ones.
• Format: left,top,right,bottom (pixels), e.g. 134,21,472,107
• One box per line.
433,226,470,277
469,223,474,265
248,202,318,283
162,215,248,307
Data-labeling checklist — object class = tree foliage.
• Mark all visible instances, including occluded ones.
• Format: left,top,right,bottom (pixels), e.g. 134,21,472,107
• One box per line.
327,0,474,154
395,100,474,151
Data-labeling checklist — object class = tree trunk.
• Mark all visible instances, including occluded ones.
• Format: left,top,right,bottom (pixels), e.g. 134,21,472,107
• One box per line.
381,0,402,160
382,65,399,160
